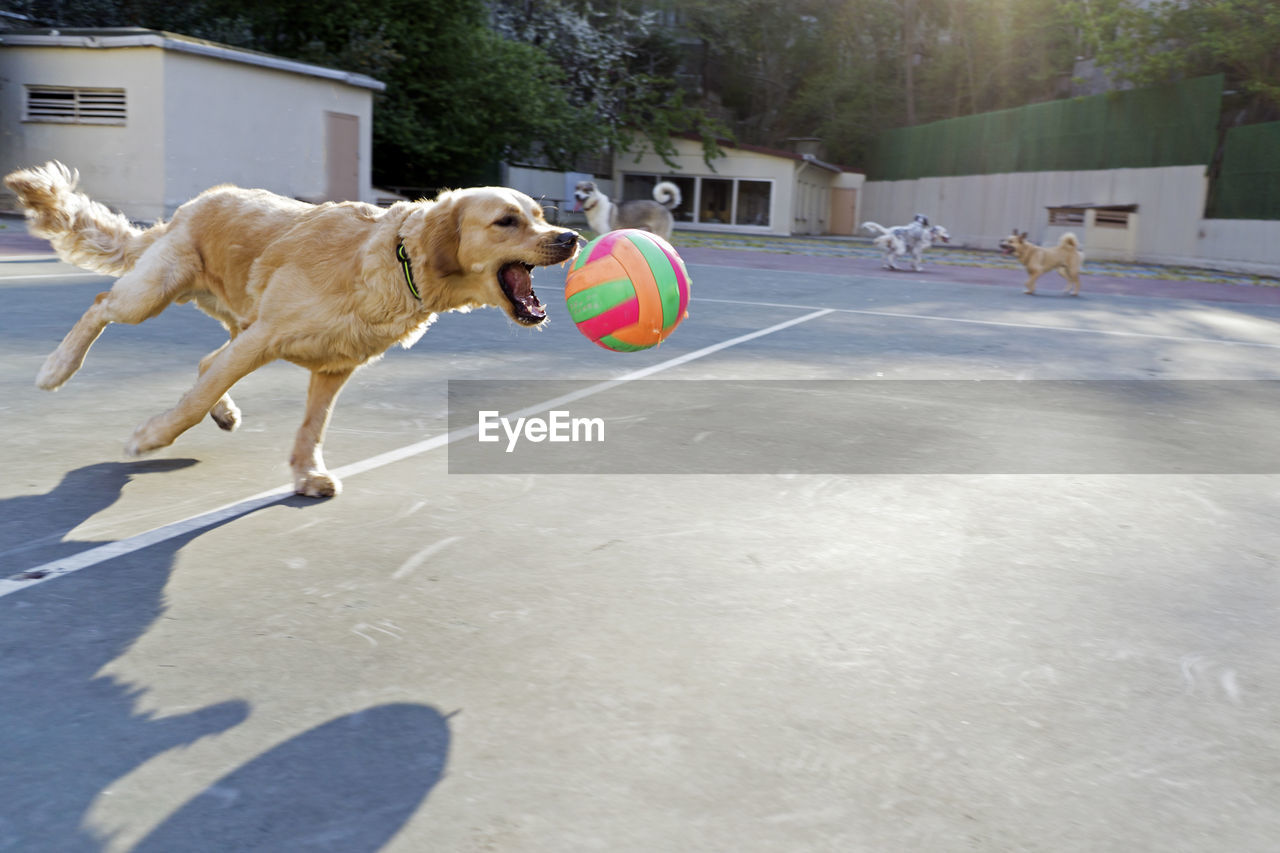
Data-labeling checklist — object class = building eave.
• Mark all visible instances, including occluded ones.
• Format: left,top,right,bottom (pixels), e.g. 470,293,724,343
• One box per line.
0,28,386,92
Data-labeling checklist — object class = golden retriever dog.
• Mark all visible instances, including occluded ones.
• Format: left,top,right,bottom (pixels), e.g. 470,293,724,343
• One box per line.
4,161,579,497
999,230,1084,296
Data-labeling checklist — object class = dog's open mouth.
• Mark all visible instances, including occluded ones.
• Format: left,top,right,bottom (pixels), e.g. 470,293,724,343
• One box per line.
499,262,546,325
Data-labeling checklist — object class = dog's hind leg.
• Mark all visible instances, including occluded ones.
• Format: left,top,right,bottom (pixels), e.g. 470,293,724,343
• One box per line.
198,341,242,431
36,248,192,390
125,326,272,457
881,243,899,270
1059,266,1082,296
290,367,356,498
36,292,115,390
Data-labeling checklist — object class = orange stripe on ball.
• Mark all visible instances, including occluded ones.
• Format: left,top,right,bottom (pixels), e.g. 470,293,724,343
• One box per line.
608,321,666,348
611,236,664,340
564,255,628,300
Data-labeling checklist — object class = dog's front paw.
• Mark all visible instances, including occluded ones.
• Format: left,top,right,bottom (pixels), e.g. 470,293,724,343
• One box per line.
124,435,156,458
210,397,241,431
125,419,172,457
35,354,73,390
294,470,341,498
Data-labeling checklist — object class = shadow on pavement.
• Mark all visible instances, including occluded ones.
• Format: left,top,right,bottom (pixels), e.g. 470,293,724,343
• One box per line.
0,461,450,851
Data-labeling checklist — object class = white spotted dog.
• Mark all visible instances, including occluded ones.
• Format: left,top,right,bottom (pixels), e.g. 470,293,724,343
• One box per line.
572,180,681,242
861,214,951,271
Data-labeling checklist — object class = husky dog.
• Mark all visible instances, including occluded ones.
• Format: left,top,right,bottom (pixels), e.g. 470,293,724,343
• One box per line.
999,229,1084,296
573,180,682,242
861,214,950,271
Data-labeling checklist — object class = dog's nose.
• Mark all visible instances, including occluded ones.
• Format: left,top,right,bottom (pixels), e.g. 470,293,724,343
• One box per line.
554,231,582,247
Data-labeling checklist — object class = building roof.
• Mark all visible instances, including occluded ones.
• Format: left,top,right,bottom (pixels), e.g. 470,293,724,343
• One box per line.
0,27,385,92
677,133,860,174
726,140,845,174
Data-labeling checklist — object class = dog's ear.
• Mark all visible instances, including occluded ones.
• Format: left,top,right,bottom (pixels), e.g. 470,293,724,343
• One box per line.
420,195,463,278
1021,230,1029,239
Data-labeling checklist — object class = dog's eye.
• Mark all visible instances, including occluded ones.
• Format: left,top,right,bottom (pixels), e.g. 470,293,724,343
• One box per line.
493,215,518,228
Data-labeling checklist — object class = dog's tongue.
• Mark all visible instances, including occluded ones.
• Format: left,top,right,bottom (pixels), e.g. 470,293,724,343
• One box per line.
501,264,545,318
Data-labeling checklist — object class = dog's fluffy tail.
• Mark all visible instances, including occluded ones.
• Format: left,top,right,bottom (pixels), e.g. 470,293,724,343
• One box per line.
4,161,166,276
1058,232,1080,250
860,221,889,237
653,180,682,210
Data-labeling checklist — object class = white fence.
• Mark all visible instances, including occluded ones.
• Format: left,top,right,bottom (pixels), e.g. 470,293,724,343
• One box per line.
862,166,1280,276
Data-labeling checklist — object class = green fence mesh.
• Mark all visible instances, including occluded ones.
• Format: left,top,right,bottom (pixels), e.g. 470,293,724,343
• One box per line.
1211,121,1280,220
868,75,1224,181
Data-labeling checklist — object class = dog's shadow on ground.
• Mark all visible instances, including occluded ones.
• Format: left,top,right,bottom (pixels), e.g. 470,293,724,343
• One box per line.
0,461,449,851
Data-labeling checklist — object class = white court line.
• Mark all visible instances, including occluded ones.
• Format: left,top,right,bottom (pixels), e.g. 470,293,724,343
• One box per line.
0,254,62,263
0,271,103,280
0,308,833,598
539,279,1280,350
695,295,1280,350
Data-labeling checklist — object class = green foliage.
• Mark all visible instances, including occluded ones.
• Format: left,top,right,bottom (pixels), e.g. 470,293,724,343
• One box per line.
680,0,1082,166
373,23,595,187
1078,0,1280,122
489,0,728,170
12,0,724,186
18,0,1280,179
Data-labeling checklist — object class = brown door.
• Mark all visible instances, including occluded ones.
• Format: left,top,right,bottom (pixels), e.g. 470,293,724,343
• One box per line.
830,187,858,236
325,112,360,201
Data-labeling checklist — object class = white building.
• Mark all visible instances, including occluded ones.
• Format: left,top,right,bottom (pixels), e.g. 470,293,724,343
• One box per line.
508,136,866,238
0,28,384,221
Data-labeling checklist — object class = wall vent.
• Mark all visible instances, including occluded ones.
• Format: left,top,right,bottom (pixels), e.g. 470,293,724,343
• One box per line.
25,86,126,125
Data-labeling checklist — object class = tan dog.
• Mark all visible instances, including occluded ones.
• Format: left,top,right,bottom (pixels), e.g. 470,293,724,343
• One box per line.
999,230,1084,296
4,161,579,497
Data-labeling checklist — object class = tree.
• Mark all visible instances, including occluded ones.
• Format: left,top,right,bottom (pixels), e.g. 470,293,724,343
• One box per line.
676,0,1081,166
7,0,724,186
1079,0,1280,124
678,0,831,149
488,0,726,169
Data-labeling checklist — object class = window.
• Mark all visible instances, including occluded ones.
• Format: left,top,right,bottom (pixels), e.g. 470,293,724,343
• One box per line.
1094,209,1131,229
1048,208,1085,226
736,180,771,227
621,172,774,230
700,179,733,224
621,173,690,222
1047,205,1135,230
25,86,126,125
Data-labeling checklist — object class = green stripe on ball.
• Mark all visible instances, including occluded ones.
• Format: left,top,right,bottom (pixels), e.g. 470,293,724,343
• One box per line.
626,232,682,329
566,277,636,322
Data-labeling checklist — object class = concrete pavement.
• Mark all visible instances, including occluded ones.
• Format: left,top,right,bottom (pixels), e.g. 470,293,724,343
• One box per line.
2,225,1280,851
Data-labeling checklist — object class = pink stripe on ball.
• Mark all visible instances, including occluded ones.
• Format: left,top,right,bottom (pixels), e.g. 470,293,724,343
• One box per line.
573,296,640,341
586,230,628,264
